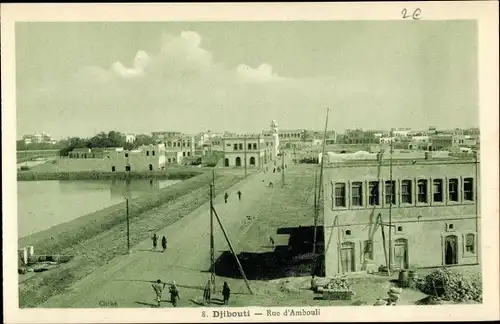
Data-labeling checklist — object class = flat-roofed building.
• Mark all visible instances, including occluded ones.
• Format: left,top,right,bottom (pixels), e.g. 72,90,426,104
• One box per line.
108,143,166,172
322,153,480,276
222,133,274,168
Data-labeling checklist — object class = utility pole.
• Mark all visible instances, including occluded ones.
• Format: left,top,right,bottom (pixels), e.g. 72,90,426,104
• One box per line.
388,128,394,276
126,197,131,254
212,170,215,193
313,108,329,256
312,170,318,254
209,184,216,293
244,135,247,177
281,149,285,187
211,206,253,294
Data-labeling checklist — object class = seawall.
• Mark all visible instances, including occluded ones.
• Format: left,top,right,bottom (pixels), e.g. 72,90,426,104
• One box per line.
17,169,201,181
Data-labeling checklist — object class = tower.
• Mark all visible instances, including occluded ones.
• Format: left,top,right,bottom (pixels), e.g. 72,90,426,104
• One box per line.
270,120,280,159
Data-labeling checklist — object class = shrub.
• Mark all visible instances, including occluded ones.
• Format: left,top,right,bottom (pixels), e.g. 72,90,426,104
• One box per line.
20,166,31,171
417,268,482,303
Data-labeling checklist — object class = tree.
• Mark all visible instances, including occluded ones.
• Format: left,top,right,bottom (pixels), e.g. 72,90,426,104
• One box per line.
133,134,156,147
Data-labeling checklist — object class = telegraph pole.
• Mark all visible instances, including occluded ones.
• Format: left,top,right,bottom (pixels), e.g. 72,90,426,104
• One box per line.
281,149,285,187
312,170,318,254
388,128,394,276
126,197,131,254
244,135,248,177
209,184,216,292
313,108,329,256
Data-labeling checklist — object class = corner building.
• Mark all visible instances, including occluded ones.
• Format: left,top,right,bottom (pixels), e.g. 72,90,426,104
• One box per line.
322,157,480,276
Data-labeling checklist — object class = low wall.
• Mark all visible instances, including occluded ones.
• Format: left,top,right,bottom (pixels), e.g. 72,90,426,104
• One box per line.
17,170,201,181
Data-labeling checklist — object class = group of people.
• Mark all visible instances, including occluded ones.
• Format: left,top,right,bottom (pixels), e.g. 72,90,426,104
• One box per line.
151,279,232,308
151,234,167,252
203,280,232,305
224,190,242,204
151,279,180,307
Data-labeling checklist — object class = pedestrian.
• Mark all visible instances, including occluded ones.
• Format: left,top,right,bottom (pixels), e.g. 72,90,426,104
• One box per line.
152,234,158,251
224,192,229,203
269,236,275,247
222,281,231,305
151,279,166,307
273,168,276,173
169,281,180,307
269,181,273,188
203,280,211,304
285,164,287,168
161,236,167,252
237,190,242,201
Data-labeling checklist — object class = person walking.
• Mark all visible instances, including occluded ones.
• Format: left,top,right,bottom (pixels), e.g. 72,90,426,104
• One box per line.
224,192,229,204
151,279,166,307
169,281,180,307
152,234,158,251
222,281,231,305
237,190,242,201
161,236,167,252
203,280,211,304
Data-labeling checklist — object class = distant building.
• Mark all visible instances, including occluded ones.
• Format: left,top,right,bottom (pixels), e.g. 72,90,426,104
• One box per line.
151,131,183,141
68,148,92,158
22,132,54,145
323,153,480,276
340,129,379,144
159,133,196,162
430,134,453,151
125,134,136,143
222,121,279,168
107,144,166,172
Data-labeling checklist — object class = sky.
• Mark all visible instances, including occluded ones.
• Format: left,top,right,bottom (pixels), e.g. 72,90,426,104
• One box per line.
15,21,479,139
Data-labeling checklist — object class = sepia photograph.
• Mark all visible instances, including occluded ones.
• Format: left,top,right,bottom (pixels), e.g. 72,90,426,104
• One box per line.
2,2,499,323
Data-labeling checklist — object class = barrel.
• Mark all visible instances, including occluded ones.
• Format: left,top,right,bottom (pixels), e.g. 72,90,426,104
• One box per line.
398,270,409,287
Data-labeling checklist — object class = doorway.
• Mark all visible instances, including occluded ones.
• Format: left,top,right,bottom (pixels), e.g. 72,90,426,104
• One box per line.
235,157,241,167
340,242,355,273
224,158,229,167
394,238,409,269
249,156,256,166
149,164,153,171
444,235,458,265
111,166,116,172
125,165,131,172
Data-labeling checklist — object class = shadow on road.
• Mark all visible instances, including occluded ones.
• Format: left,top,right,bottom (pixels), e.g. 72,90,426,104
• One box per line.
213,226,325,280
138,249,164,253
135,301,157,307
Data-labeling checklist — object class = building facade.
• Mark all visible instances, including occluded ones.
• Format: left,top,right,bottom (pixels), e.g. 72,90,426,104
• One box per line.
222,134,272,168
107,144,166,172
322,156,480,276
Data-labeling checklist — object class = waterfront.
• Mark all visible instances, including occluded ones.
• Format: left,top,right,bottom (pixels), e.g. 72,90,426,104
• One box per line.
17,179,180,238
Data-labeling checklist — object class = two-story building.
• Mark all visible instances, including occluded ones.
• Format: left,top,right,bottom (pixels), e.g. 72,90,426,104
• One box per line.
160,134,195,163
322,153,480,276
222,134,272,168
108,143,166,171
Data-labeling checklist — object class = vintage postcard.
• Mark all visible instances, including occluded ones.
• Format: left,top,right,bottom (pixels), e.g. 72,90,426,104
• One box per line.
2,2,499,323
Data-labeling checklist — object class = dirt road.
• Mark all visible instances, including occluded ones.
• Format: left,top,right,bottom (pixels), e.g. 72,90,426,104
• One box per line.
41,162,289,308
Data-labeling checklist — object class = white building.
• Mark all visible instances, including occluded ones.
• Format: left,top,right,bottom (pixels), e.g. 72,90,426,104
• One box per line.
125,134,136,143
108,143,166,172
221,121,280,168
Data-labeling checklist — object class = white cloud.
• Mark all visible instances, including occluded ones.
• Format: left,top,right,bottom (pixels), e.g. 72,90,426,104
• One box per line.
236,63,285,83
76,31,284,84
